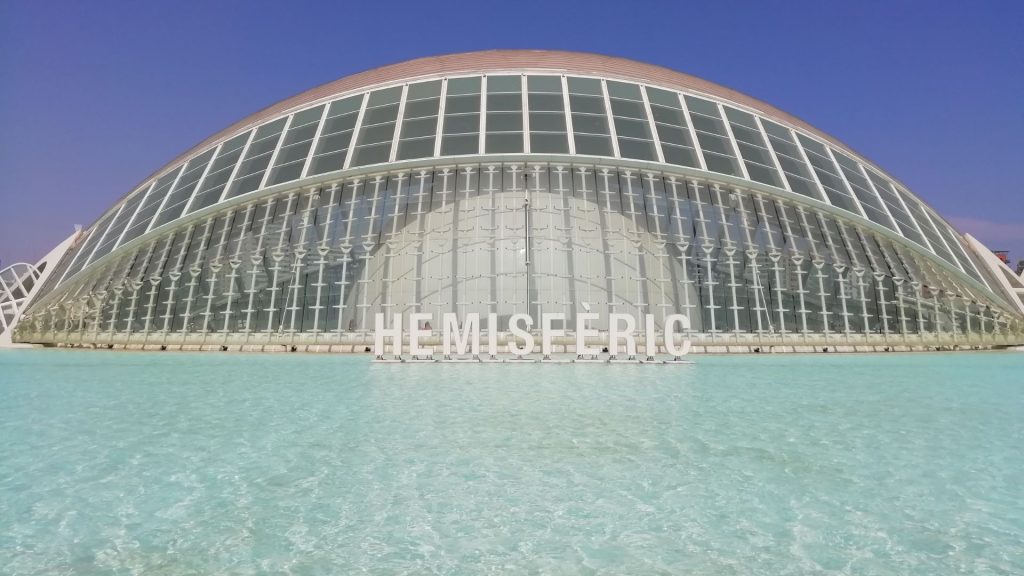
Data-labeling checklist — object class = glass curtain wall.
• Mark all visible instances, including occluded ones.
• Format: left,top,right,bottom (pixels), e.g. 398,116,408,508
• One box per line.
23,162,1017,344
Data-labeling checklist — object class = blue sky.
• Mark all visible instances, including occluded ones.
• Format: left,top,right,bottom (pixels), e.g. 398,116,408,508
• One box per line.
2,0,1022,266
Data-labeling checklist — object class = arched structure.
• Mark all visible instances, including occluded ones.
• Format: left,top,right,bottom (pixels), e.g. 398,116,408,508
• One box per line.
1,263,42,345
14,50,1024,351
2,231,81,346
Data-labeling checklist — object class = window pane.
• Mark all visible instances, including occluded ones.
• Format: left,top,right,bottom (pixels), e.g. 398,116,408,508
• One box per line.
529,112,566,132
487,112,522,132
530,132,568,153
350,88,402,168
308,94,362,176
441,134,478,156
486,132,523,153
407,79,441,100
832,149,896,231
606,81,655,160
224,118,287,199
797,133,858,213
266,104,325,186
761,119,822,201
567,77,601,95
487,75,521,93
152,147,218,227
646,86,698,168
440,77,482,158
527,75,561,93
574,134,612,156
447,76,481,95
120,167,182,242
685,96,742,176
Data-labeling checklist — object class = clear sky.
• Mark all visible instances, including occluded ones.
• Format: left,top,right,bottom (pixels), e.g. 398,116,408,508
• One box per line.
2,0,1022,267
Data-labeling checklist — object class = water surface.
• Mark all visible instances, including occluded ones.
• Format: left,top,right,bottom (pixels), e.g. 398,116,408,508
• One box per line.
1,350,1022,574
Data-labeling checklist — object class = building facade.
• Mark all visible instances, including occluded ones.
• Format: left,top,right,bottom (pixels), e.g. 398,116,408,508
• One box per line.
15,51,1024,352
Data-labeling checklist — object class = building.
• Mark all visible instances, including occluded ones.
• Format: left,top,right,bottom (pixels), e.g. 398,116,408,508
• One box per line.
1,232,80,346
12,51,1024,352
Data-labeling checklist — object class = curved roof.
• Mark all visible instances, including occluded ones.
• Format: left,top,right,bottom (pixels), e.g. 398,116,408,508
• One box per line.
40,48,1021,318
142,50,855,187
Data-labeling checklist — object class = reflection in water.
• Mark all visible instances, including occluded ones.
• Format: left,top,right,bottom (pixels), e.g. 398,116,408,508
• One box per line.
1,350,1022,574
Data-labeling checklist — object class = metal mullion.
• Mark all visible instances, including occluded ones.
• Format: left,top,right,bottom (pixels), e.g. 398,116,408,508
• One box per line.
521,74,530,154
257,114,294,191
715,103,749,181
387,84,410,163
824,145,868,220
888,181,934,252
299,103,332,180
599,79,621,158
560,75,576,155
917,207,966,273
433,78,448,158
478,76,487,155
78,203,128,272
113,181,157,250
941,221,989,288
750,115,792,194
144,164,186,235
676,92,707,171
789,128,831,205
212,132,254,204
857,162,901,232
180,141,223,216
342,92,369,170
639,85,665,164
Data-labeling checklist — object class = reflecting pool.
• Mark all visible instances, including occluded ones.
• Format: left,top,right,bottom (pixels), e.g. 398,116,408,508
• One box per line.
1,350,1022,574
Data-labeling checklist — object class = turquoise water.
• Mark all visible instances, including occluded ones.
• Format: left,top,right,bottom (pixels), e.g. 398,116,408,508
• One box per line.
0,350,1021,575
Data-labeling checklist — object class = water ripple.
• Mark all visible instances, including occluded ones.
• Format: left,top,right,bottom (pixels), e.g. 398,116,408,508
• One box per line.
0,350,1022,574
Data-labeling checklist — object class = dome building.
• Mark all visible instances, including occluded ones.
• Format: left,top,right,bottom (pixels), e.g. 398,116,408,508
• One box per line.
13,50,1024,352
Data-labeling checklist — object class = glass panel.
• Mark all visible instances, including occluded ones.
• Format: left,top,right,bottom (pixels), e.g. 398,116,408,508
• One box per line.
865,168,927,246
527,75,568,154
187,132,251,213
447,77,480,95
63,208,124,280
607,81,655,161
119,166,182,245
760,119,822,200
930,214,984,284
350,87,402,167
485,75,523,154
407,80,441,100
930,215,987,286
441,76,481,156
896,188,960,269
223,118,287,199
567,77,601,95
831,149,896,231
152,147,218,229
645,86,699,168
684,96,742,176
89,186,150,263
529,132,568,154
308,94,363,176
396,80,442,161
724,107,783,188
266,105,325,186
527,75,561,93
567,76,612,156
35,159,1024,344
796,133,859,214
